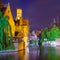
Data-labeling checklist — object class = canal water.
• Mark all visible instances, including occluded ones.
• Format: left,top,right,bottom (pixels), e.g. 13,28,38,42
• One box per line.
0,46,60,60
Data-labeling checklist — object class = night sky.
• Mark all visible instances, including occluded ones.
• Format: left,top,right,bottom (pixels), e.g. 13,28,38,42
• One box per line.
2,0,60,30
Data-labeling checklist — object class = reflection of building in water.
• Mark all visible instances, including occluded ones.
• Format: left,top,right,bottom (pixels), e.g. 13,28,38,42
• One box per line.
18,50,25,60
18,49,29,60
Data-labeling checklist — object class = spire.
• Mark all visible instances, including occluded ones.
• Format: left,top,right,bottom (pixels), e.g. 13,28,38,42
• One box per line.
53,17,56,24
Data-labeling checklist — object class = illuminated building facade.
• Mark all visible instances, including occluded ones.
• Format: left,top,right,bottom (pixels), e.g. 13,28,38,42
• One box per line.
0,0,29,50
4,3,15,37
0,1,15,37
15,9,29,50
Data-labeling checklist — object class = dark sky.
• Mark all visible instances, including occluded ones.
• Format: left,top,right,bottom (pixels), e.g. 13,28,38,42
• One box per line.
2,0,60,30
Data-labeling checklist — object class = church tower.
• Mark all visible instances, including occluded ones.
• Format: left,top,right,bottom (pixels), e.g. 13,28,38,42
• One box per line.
15,9,23,25
15,9,23,38
17,9,22,19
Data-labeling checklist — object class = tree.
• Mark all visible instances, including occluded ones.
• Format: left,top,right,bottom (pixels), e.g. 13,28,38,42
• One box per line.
50,25,60,41
47,25,60,41
40,24,60,43
40,28,48,42
0,11,14,50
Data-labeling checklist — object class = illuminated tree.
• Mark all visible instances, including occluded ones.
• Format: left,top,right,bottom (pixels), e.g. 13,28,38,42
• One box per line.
40,28,48,42
40,24,60,43
47,31,51,41
49,25,60,41
0,11,14,50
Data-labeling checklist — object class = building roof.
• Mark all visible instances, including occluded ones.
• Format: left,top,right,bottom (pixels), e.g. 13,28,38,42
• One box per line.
0,1,15,22
22,19,29,26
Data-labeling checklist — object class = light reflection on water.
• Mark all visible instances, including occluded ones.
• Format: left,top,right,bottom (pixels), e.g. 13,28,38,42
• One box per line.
0,48,29,60
0,46,60,60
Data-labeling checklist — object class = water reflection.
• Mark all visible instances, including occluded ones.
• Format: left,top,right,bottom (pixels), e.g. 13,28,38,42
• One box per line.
18,49,29,60
56,46,60,55
0,46,60,60
29,46,41,60
0,52,17,60
0,48,29,60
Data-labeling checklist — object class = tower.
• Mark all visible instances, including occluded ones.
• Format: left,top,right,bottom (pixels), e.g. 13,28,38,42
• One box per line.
16,9,22,25
17,9,22,20
15,9,23,37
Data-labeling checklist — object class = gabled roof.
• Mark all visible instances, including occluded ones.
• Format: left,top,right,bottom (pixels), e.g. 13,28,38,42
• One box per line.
0,2,15,21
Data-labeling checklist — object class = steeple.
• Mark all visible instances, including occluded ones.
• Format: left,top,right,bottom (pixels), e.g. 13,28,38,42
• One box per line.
53,17,56,24
15,9,23,25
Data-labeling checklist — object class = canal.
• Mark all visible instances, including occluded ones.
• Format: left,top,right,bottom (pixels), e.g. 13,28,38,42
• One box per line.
0,46,60,60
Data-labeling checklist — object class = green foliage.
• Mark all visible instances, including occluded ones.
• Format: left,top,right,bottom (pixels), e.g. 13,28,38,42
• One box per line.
50,25,60,40
40,28,48,42
0,43,2,50
0,11,14,51
47,31,51,40
0,11,2,18
6,45,15,50
40,25,60,42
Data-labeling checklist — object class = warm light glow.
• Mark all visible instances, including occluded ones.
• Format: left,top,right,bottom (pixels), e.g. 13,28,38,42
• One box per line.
17,9,22,18
17,16,20,20
4,3,15,37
